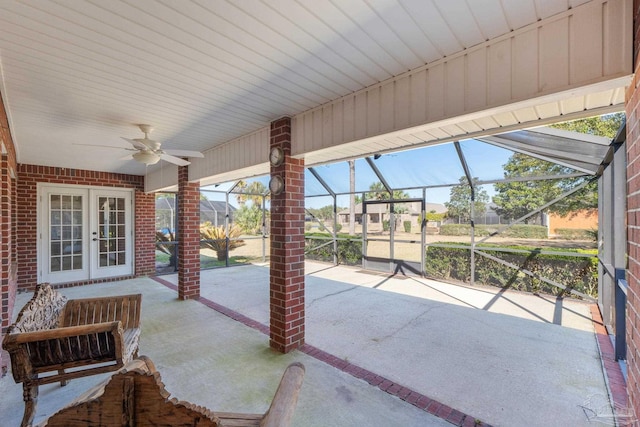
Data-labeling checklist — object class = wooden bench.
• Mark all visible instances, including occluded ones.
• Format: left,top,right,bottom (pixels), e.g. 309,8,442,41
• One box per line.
41,356,306,427
2,283,142,427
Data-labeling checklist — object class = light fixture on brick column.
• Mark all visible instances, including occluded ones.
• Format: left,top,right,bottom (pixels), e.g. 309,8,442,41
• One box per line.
269,145,285,195
269,174,284,195
269,146,284,167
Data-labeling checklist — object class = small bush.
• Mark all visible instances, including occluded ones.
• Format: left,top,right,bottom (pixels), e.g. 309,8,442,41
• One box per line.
200,222,246,261
383,220,390,232
335,223,342,233
403,220,412,232
555,228,595,240
439,224,547,239
305,223,313,231
424,244,597,298
305,233,362,266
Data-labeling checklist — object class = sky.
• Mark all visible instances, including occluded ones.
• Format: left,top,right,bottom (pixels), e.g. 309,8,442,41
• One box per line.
200,138,562,209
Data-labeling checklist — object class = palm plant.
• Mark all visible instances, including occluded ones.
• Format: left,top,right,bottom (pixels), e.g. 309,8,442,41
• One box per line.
200,222,246,261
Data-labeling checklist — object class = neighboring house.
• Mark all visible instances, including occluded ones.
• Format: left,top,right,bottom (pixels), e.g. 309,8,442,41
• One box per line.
547,209,598,237
156,197,237,232
338,201,447,231
473,203,507,226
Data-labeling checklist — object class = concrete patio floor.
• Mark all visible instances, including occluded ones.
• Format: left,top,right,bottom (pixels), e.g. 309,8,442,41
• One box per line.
0,261,616,426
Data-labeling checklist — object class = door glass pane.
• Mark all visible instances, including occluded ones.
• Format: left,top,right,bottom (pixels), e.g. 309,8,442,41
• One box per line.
50,193,83,272
98,196,127,267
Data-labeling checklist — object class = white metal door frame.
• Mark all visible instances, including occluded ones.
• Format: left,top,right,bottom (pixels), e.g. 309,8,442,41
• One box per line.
38,183,134,284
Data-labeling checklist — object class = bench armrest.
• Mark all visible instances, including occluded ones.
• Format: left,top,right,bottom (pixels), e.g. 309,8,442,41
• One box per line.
261,362,305,427
4,321,122,345
3,321,125,384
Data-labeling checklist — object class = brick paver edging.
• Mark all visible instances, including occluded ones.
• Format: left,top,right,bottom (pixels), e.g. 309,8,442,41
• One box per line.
152,276,490,427
590,304,635,425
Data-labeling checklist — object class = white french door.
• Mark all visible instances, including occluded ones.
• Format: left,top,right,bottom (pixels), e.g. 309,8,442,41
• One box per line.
39,184,133,284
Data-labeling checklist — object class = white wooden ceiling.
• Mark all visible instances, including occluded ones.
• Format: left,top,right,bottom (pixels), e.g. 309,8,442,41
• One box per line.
0,0,628,177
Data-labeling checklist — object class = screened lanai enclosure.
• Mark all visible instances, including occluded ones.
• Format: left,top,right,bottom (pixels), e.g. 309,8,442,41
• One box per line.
154,122,627,352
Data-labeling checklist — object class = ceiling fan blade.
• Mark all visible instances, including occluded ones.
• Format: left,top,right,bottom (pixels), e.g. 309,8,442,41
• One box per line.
119,153,134,161
121,137,148,150
159,153,190,166
162,149,204,158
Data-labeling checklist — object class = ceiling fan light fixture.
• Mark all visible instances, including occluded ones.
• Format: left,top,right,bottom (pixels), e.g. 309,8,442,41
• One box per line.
132,150,160,165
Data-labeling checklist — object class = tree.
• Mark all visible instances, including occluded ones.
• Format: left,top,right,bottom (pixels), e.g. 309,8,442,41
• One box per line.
492,154,566,222
445,177,489,223
365,182,410,214
306,205,337,222
234,204,265,235
550,113,624,138
235,181,270,207
365,182,409,201
493,113,624,220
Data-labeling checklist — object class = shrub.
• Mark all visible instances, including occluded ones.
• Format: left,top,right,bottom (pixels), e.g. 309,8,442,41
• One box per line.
305,223,313,231
305,233,362,266
555,228,595,240
155,230,177,268
155,230,175,255
335,223,342,233
403,220,412,232
383,220,390,232
424,244,597,298
200,222,246,261
439,224,547,239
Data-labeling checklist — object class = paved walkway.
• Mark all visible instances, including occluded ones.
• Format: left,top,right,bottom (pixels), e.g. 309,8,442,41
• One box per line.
0,262,623,426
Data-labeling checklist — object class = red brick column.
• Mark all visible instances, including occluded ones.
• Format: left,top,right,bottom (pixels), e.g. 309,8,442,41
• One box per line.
627,1,640,417
0,90,18,375
269,117,305,353
177,164,200,300
135,190,156,277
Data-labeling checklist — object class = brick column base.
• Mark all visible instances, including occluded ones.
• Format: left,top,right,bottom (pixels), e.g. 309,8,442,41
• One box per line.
178,165,200,300
269,117,305,353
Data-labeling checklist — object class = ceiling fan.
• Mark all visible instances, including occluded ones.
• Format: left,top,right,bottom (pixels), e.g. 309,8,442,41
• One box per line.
119,124,204,166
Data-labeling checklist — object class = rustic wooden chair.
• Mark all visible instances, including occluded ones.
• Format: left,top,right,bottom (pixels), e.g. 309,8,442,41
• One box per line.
41,356,306,427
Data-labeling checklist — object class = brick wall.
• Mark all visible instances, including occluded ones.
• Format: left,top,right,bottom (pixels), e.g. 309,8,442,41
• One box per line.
16,164,155,291
269,117,305,353
177,165,200,300
627,0,640,417
0,89,17,375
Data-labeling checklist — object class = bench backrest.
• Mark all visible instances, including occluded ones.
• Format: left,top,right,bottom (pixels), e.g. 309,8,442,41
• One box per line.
10,283,67,333
60,294,142,329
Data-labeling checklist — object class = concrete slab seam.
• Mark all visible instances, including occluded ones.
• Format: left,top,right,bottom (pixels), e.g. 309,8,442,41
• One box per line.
152,276,492,427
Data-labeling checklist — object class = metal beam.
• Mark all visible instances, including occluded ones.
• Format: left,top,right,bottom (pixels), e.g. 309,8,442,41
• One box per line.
365,157,393,194
454,140,475,285
308,167,336,197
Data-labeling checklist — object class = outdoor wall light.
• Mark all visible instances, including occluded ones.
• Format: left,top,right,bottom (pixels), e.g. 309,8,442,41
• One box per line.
269,175,285,195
